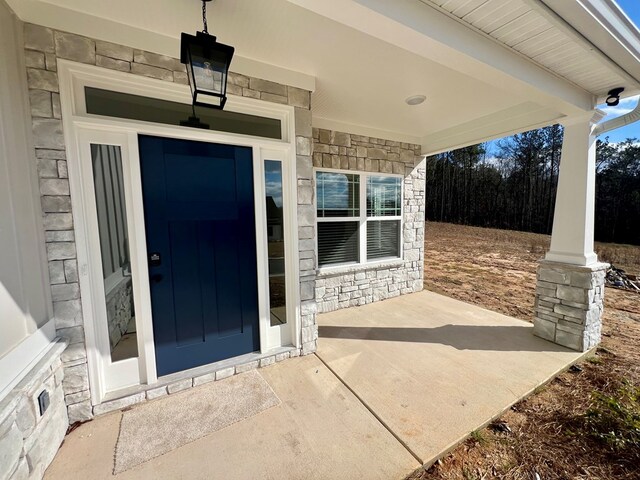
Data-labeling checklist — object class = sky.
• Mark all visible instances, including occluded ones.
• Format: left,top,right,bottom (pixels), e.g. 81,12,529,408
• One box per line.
487,0,640,154
265,160,283,207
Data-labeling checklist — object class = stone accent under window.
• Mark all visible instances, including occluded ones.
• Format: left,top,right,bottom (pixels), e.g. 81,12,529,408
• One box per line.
311,129,425,313
0,340,68,480
533,260,608,351
23,23,314,420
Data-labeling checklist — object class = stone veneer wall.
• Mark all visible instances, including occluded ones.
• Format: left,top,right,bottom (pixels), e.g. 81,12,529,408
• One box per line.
311,129,425,313
22,23,314,422
533,260,607,351
0,341,68,480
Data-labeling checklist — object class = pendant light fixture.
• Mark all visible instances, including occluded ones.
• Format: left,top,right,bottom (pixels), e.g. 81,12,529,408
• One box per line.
180,0,235,117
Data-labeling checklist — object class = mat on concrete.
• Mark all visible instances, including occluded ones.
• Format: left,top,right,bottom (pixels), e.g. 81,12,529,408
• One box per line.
114,370,280,474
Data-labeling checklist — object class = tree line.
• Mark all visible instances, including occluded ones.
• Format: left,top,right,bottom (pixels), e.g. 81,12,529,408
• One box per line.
424,125,640,246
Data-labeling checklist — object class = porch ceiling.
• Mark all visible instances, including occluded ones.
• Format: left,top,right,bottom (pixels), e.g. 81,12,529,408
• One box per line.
8,0,640,153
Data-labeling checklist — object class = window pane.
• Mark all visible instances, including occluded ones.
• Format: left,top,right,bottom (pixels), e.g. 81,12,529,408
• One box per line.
367,176,401,217
367,220,400,260
318,222,359,266
91,144,138,361
316,172,360,217
264,160,287,326
85,87,282,139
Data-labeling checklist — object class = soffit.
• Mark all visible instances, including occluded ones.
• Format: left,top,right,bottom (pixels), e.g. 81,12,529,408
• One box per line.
11,0,582,150
419,0,633,98
11,0,558,146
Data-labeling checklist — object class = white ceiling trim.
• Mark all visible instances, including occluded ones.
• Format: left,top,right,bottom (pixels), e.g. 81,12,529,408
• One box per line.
422,101,564,155
422,116,565,156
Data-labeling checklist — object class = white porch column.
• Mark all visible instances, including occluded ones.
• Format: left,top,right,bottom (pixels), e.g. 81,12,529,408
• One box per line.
533,112,608,352
545,112,603,265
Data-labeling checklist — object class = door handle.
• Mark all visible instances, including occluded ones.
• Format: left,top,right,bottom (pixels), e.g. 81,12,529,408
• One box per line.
151,274,163,283
149,252,162,267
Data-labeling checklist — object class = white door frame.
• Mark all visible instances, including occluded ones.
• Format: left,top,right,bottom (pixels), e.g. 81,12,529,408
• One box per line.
58,60,300,404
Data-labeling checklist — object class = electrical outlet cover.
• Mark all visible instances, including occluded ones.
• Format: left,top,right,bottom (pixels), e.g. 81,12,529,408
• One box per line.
38,390,50,416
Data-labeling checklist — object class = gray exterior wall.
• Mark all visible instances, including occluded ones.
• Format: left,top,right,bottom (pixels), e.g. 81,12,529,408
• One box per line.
22,23,314,421
311,129,425,313
0,0,52,361
21,22,426,422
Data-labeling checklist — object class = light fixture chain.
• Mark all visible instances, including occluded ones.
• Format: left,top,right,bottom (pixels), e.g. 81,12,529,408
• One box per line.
202,0,208,34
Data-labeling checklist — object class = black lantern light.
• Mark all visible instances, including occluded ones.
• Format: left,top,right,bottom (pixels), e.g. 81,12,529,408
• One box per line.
181,0,234,112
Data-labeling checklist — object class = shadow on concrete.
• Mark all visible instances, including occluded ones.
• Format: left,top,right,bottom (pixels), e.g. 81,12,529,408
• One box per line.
318,324,570,353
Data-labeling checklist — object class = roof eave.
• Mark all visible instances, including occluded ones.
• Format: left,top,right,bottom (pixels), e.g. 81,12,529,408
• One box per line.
541,0,640,101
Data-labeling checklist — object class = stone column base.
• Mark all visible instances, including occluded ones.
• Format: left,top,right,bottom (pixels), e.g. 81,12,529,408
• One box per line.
533,260,608,351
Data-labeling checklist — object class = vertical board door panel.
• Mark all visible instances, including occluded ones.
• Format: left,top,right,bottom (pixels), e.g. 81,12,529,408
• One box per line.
139,135,259,376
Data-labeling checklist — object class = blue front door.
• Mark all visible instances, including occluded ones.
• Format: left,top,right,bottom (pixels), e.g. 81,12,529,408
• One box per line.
139,135,259,377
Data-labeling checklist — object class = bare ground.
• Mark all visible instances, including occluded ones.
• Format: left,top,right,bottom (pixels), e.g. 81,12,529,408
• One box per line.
409,222,640,480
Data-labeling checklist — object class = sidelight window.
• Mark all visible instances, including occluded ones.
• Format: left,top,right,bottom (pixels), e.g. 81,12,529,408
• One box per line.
91,144,137,361
264,160,288,326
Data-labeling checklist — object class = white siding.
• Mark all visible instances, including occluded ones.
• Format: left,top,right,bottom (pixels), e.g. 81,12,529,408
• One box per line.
0,1,51,360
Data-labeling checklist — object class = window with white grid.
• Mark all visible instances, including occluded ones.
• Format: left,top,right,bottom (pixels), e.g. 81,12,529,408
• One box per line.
316,169,402,268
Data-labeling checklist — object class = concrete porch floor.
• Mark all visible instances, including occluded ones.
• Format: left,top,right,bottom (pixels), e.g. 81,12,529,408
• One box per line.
316,290,587,465
45,291,586,479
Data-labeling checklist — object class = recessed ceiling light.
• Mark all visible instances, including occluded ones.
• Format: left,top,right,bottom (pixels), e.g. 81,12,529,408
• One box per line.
405,95,426,106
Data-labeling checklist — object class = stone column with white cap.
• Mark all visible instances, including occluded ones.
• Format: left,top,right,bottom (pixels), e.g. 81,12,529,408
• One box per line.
533,111,608,352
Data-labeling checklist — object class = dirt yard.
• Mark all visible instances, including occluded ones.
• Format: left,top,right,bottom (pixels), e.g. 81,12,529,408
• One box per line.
410,222,640,480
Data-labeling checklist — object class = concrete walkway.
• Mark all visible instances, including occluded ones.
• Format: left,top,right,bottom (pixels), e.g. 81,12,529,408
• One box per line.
317,290,586,464
45,355,418,480
45,291,585,479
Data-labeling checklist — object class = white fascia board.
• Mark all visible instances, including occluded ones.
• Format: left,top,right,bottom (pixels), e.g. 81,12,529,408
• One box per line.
539,0,640,98
422,104,566,156
422,116,562,156
287,0,594,115
6,0,316,93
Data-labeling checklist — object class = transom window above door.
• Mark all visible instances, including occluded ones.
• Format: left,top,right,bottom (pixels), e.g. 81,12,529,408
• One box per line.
84,87,282,139
316,170,402,268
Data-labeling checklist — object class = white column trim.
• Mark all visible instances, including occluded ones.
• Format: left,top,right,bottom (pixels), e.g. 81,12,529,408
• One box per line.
558,110,606,127
546,111,602,266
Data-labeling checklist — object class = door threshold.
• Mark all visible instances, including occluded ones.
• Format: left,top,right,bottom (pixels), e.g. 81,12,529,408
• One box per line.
100,346,298,405
156,347,296,385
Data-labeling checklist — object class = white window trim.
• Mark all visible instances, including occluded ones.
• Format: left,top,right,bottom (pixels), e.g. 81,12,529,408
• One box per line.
314,167,404,273
259,150,297,349
58,60,300,404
